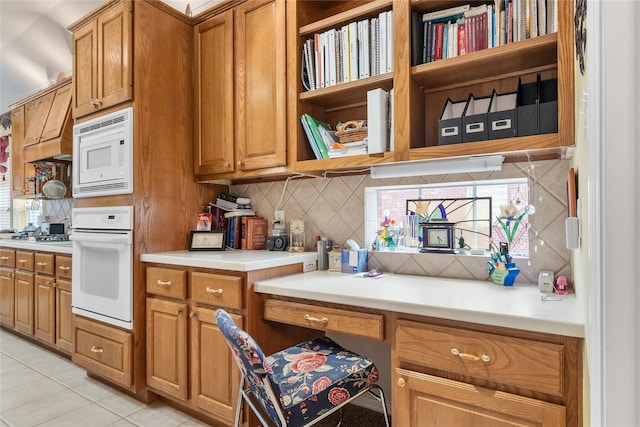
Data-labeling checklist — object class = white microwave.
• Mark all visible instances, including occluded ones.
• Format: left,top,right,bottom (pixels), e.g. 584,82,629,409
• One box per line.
73,107,133,198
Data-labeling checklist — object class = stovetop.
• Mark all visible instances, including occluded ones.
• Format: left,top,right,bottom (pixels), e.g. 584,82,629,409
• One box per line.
34,234,71,242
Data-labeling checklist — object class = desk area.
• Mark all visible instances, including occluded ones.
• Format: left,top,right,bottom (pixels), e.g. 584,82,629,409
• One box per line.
255,271,584,426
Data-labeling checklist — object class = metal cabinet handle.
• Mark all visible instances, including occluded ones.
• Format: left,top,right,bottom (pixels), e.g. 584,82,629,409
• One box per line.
0,256,10,260
0,273,13,279
18,259,28,263
451,348,490,362
90,346,104,353
205,287,223,294
304,314,329,324
156,280,172,286
18,279,30,285
397,377,406,387
36,262,47,266
58,265,70,271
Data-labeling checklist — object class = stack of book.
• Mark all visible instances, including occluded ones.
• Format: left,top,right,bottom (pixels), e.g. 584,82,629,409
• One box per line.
215,192,252,211
302,9,393,91
412,0,557,66
301,113,370,159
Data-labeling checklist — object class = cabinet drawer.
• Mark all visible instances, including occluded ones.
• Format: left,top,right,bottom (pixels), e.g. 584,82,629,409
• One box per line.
1,249,16,268
55,255,72,279
34,253,55,275
396,320,564,396
264,299,384,341
73,316,133,388
146,267,187,299
16,251,34,271
191,272,243,309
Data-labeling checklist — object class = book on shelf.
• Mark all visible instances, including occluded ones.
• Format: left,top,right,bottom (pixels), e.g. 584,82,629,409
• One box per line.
223,209,256,219
303,114,332,159
328,140,368,158
422,4,470,22
367,88,390,154
300,115,323,159
242,216,269,250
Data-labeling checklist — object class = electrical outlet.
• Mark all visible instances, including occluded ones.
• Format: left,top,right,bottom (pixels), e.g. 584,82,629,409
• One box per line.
274,210,285,229
303,260,317,272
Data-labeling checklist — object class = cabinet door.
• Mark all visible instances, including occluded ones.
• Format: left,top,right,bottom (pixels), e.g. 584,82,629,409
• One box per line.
23,91,55,146
146,297,188,401
34,274,55,344
72,20,98,118
0,268,15,327
194,9,235,176
55,278,73,353
40,83,72,142
394,368,566,427
10,107,26,197
235,0,286,171
96,1,132,111
14,271,34,335
190,306,242,423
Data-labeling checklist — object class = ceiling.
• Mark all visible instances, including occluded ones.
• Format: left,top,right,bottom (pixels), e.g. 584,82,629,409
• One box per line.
0,0,220,113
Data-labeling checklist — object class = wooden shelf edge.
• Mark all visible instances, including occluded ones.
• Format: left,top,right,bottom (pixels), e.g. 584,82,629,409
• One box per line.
299,0,393,36
411,33,558,90
299,73,393,108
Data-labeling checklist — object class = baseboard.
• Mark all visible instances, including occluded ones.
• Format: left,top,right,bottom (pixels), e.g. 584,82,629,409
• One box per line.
353,392,392,415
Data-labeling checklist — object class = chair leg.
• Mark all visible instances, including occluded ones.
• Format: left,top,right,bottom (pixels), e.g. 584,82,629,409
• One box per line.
367,385,390,427
234,378,245,427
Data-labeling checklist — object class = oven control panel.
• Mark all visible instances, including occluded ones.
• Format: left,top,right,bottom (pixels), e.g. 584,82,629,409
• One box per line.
73,206,134,231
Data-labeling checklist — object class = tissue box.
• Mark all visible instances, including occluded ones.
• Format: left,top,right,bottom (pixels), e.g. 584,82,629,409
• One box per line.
341,249,368,273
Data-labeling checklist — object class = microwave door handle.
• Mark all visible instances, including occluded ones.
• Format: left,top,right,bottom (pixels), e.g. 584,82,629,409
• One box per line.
70,233,132,245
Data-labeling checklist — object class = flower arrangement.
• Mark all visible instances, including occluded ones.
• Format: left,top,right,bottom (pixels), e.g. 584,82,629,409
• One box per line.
377,210,397,250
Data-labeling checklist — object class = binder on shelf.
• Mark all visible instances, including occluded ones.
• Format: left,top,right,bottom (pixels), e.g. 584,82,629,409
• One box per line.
516,77,539,136
438,98,467,145
462,94,491,142
300,115,322,159
488,90,517,140
539,77,558,134
367,88,390,154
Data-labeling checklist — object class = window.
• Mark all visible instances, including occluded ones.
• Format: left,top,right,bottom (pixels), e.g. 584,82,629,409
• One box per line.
365,178,530,257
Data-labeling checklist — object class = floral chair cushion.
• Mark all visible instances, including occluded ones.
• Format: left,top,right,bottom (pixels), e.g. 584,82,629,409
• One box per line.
267,336,380,426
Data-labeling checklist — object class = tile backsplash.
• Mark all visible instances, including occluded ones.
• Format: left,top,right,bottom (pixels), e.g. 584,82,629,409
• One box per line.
44,198,73,223
231,159,571,286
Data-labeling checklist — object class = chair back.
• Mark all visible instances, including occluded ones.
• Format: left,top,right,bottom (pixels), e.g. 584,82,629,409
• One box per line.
215,309,285,426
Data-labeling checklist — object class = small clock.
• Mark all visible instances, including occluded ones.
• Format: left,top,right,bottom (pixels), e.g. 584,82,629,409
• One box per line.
420,223,455,254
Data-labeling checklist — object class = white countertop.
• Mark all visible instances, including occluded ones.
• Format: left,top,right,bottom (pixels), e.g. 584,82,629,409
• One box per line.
254,271,585,338
140,250,317,272
0,239,73,254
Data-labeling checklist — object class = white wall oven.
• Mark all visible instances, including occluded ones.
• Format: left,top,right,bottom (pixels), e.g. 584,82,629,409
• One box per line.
71,206,134,330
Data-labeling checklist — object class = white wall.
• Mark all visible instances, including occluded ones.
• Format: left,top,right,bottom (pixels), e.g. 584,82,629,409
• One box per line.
588,1,639,426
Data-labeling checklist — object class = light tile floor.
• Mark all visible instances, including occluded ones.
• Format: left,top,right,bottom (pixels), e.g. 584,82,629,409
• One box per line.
0,329,210,427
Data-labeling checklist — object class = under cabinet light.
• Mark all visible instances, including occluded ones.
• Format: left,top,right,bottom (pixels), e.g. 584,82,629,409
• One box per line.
370,155,504,179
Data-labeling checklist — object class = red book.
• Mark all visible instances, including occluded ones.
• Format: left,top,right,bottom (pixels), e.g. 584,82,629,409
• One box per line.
458,23,466,55
434,23,445,60
245,217,269,250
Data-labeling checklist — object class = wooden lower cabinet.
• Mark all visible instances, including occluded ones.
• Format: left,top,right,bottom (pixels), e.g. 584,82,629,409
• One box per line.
393,319,582,427
73,316,133,388
0,267,15,327
34,274,56,344
146,297,189,400
14,271,34,335
190,306,242,423
394,368,566,426
55,278,73,353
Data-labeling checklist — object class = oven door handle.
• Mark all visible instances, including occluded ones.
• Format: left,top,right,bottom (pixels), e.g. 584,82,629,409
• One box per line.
70,232,132,245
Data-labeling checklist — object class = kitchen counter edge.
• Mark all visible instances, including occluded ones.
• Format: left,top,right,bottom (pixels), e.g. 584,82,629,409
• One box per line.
254,270,585,338
140,250,317,272
1,240,73,255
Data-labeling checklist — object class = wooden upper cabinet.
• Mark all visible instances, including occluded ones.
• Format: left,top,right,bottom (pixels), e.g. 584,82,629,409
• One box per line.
23,92,55,146
10,107,27,198
71,0,132,118
234,0,286,172
40,83,72,142
194,9,235,176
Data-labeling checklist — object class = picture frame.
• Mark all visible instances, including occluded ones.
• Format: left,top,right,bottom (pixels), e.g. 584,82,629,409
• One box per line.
188,230,226,251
